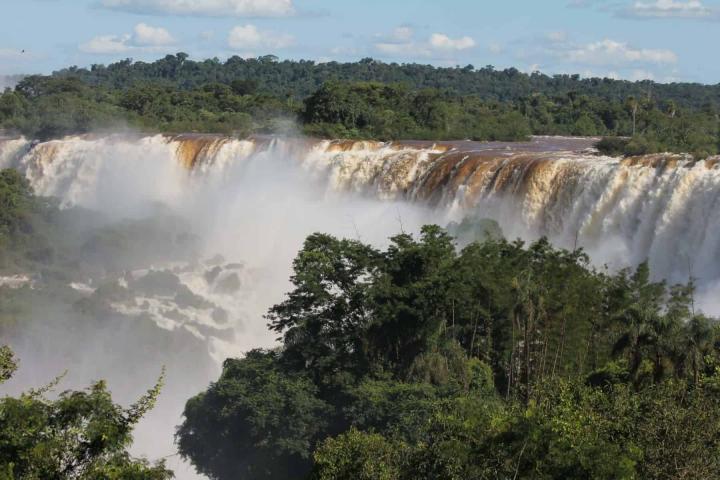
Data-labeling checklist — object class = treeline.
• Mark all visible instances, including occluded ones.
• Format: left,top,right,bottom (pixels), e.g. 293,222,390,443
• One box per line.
52,54,720,109
177,224,720,479
1,54,719,156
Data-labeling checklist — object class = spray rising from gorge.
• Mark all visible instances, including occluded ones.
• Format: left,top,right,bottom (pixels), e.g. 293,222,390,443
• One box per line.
3,132,720,478
3,133,719,289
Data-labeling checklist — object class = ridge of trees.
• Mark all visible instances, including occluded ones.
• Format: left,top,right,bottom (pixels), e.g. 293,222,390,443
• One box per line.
0,54,718,157
49,54,720,108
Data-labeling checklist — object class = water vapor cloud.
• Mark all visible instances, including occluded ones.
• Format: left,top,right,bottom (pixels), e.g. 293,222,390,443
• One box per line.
374,27,476,59
227,24,294,51
79,23,176,54
561,38,677,65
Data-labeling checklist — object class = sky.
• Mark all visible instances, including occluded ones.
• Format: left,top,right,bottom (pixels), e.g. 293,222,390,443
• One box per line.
0,0,718,85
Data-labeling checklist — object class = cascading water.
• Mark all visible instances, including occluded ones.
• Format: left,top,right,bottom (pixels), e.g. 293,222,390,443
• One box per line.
0,132,435,479
2,132,720,479
3,132,720,305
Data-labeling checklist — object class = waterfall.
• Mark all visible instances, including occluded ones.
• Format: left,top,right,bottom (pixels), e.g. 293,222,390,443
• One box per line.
3,132,720,479
2,133,717,289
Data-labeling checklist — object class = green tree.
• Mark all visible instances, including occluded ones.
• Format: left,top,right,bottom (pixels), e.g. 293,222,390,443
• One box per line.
0,346,171,480
311,428,402,480
177,226,720,480
177,350,331,480
267,233,381,390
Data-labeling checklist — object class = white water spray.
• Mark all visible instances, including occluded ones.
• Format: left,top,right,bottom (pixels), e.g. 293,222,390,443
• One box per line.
2,133,720,478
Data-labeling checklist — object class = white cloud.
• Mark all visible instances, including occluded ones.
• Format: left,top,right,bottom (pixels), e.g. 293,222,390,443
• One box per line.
573,0,720,20
561,39,677,65
100,0,295,17
80,23,176,54
227,24,294,50
374,28,475,58
429,33,475,51
80,35,133,54
628,69,656,80
624,0,717,18
516,32,682,81
131,23,175,46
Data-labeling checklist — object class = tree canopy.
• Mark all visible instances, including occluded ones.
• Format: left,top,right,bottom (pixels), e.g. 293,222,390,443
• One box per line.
1,54,718,156
177,220,720,479
0,347,172,480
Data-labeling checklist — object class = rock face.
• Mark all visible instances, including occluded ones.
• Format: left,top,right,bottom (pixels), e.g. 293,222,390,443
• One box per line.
69,257,249,364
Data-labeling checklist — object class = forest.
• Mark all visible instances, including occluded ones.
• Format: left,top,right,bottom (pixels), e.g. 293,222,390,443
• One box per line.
0,54,719,157
173,222,720,479
1,165,720,478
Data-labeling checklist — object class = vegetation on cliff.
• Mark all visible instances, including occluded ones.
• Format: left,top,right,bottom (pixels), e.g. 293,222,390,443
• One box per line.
1,54,718,157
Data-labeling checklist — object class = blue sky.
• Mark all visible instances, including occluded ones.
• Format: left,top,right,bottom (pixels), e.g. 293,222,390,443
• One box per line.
0,0,718,84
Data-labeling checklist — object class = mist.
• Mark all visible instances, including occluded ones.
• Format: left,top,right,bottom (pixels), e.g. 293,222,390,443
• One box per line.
3,132,720,478
0,75,23,91
0,132,437,479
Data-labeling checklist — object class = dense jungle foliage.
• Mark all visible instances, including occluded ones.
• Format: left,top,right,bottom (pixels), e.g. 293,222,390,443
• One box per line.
1,54,719,157
177,223,720,480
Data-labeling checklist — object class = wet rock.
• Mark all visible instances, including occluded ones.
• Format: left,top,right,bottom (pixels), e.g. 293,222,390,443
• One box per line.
204,266,223,284
215,272,241,294
174,287,214,310
130,270,181,296
212,307,229,324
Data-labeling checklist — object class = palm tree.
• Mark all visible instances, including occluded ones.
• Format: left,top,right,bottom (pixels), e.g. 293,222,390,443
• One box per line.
611,262,669,385
679,315,715,384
